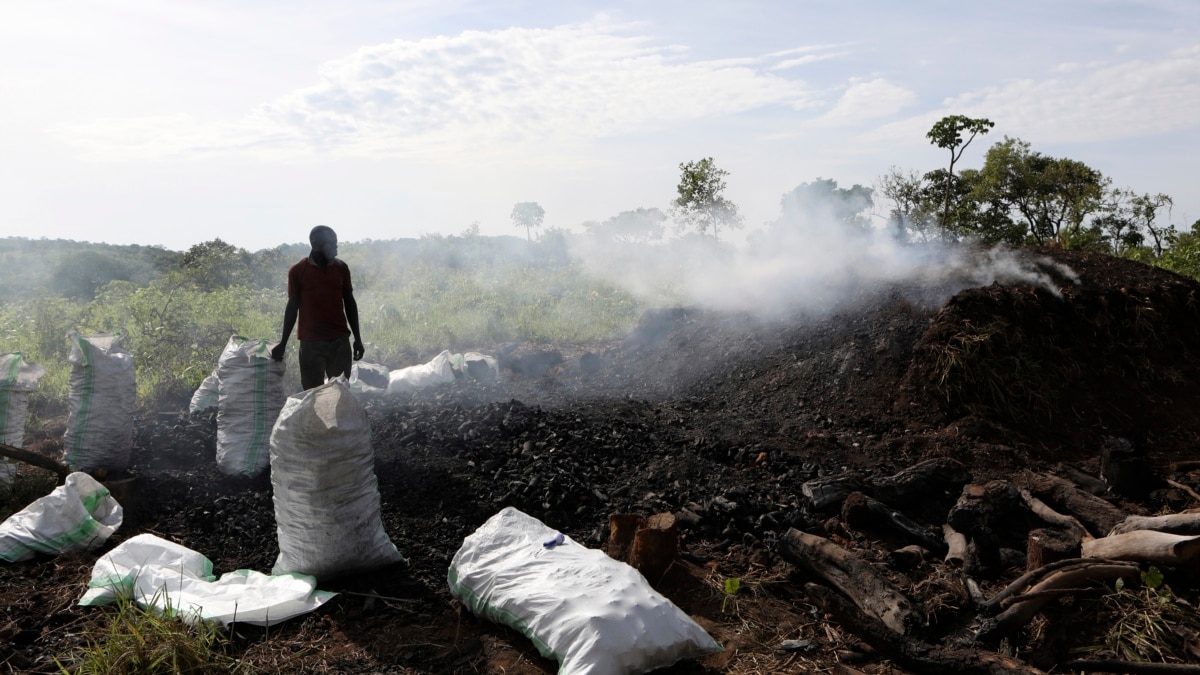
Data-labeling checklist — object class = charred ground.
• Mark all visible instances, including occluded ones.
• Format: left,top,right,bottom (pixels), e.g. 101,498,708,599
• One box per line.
3,245,1200,673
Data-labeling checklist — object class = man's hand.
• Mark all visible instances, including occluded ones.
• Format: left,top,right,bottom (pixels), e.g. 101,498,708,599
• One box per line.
270,342,286,362
352,339,365,361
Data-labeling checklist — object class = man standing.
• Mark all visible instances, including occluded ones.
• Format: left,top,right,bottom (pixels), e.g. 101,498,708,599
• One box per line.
271,225,365,389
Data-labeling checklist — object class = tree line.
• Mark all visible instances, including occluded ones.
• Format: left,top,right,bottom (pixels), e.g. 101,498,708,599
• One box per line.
511,114,1196,279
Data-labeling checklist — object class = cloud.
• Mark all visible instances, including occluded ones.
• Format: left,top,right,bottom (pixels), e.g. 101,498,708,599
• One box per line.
857,45,1200,149
810,78,918,125
938,45,1200,143
52,20,818,163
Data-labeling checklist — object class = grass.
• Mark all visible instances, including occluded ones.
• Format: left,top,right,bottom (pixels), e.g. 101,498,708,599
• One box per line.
0,467,60,521
57,595,256,675
1072,569,1200,664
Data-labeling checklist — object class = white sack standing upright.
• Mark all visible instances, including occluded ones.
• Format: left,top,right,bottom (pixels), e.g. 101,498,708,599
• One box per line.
62,332,136,473
269,377,403,579
216,335,286,478
0,352,46,488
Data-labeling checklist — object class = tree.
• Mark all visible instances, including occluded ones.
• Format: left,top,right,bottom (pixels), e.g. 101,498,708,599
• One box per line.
672,157,742,241
876,168,933,242
51,250,131,300
179,239,256,290
585,208,667,244
511,202,545,242
972,137,1106,245
774,178,873,232
927,115,995,229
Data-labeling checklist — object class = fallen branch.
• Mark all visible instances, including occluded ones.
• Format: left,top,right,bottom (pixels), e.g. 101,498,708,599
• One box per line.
976,560,1140,644
1020,472,1127,537
1110,512,1200,536
1166,479,1200,505
0,443,69,478
1082,531,1200,566
979,557,1129,617
1064,660,1200,674
1019,487,1091,543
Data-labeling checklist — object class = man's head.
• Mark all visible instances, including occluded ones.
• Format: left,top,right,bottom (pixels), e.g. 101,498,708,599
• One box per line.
309,225,338,264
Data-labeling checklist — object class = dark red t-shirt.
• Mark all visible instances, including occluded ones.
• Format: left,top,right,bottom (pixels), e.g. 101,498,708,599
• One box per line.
287,257,353,341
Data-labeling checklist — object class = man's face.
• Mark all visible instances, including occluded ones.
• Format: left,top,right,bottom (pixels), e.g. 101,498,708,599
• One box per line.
314,233,338,260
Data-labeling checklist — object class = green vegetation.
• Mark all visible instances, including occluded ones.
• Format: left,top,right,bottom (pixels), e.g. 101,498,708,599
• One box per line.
58,595,254,675
0,232,642,411
672,157,742,241
1073,568,1200,664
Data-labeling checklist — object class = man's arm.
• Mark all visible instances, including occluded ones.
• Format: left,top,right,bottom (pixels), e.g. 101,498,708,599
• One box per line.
272,295,300,361
344,289,364,361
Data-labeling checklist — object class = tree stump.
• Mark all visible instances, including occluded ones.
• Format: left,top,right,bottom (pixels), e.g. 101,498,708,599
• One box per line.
604,513,644,562
629,512,680,583
605,512,680,584
1026,528,1081,571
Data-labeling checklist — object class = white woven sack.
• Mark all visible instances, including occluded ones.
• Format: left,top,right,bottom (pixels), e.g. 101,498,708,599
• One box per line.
62,332,136,473
188,369,220,414
79,533,336,627
386,349,455,395
448,507,722,675
269,378,403,579
0,472,123,562
216,335,286,477
0,352,46,487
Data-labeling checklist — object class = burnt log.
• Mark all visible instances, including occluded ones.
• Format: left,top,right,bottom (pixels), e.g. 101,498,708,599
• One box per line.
840,491,947,556
1020,472,1127,538
804,583,1042,674
778,528,923,635
866,457,972,508
801,473,866,512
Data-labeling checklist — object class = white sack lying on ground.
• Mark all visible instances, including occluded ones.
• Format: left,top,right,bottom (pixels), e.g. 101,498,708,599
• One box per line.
386,350,456,395
62,332,136,473
452,352,499,381
348,361,389,399
216,335,286,477
0,472,123,563
0,352,46,487
188,368,220,414
270,378,404,579
448,507,722,675
79,533,335,626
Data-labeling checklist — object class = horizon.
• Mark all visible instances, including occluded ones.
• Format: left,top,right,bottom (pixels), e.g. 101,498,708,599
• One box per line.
2,1,1197,252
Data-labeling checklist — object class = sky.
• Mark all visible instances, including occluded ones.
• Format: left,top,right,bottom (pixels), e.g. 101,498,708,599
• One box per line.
1,0,1197,253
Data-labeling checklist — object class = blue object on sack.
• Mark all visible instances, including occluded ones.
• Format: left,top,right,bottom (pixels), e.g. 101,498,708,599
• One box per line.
543,533,565,548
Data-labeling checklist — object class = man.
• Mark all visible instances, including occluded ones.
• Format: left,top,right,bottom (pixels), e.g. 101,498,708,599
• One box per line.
271,225,365,389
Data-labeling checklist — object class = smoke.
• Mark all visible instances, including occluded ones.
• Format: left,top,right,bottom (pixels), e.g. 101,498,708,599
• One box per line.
567,211,1077,320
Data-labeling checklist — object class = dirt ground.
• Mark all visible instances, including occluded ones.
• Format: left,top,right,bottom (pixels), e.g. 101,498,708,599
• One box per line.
4,245,1200,674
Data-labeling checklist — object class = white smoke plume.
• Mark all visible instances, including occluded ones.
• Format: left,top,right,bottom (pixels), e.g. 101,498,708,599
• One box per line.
568,211,1076,319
